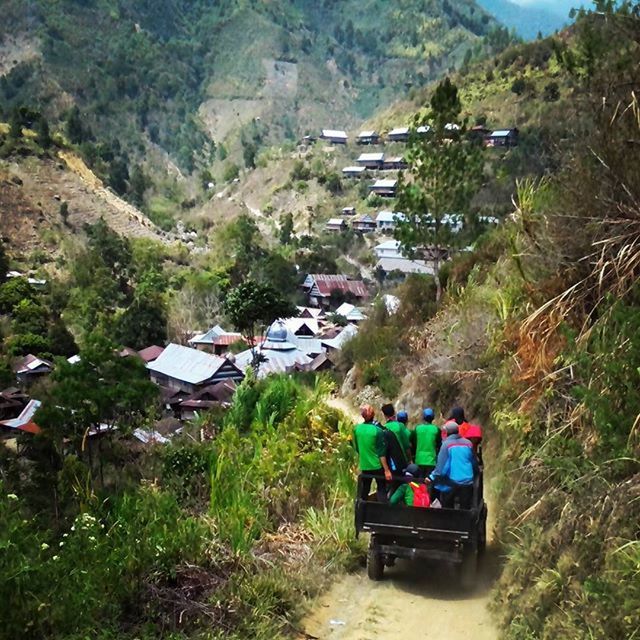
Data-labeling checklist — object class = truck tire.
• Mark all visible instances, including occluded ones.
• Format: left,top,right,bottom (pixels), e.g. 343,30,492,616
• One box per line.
478,510,487,556
367,545,384,581
458,551,477,590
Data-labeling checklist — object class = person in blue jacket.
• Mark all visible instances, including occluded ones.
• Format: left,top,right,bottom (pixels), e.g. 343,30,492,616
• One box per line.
429,421,478,509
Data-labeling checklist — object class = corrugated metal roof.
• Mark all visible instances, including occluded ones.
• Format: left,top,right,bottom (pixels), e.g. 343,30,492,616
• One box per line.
357,152,385,162
342,166,366,173
375,239,401,251
372,179,397,188
376,211,405,223
389,127,409,136
138,345,165,362
321,129,347,138
358,130,378,137
377,257,434,275
310,275,368,298
147,344,240,385
0,399,42,433
491,130,513,137
234,347,313,378
322,324,359,350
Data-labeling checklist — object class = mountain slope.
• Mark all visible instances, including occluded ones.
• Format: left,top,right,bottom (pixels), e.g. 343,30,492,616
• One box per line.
0,0,499,173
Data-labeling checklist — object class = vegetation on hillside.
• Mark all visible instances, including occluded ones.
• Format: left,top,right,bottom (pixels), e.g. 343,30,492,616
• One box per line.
344,4,640,637
1,374,360,639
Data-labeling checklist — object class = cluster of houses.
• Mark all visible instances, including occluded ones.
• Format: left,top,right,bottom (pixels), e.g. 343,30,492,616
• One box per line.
315,125,519,148
0,274,373,447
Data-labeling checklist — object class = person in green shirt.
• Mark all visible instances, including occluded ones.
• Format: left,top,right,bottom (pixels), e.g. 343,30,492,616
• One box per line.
410,407,441,477
390,464,431,507
352,404,392,502
381,404,412,473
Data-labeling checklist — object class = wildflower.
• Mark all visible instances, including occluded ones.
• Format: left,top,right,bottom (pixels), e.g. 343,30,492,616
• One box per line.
88,536,96,543
40,543,49,551
59,541,64,547
52,555,59,561
62,533,68,538
7,493,18,500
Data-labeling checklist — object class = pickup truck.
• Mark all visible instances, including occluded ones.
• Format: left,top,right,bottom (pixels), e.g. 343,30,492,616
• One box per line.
354,474,487,586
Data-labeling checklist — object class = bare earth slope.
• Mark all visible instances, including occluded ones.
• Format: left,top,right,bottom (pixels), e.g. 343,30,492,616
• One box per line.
0,152,167,252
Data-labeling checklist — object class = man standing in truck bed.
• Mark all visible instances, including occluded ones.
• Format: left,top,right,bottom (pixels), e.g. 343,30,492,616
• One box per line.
353,405,392,502
411,407,441,478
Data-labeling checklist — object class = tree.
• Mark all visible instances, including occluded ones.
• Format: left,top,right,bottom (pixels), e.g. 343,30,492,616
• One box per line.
35,333,158,487
0,244,8,282
115,295,167,349
279,213,294,245
66,106,86,144
35,115,52,149
394,77,484,302
0,278,37,314
223,280,296,372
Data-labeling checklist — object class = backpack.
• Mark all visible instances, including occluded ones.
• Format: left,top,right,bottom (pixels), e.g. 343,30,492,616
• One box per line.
409,482,431,508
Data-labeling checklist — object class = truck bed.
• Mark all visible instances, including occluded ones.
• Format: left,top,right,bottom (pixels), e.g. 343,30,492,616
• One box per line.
356,499,477,542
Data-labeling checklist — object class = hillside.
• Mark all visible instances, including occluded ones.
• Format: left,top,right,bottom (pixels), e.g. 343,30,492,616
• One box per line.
0,0,498,176
0,150,168,255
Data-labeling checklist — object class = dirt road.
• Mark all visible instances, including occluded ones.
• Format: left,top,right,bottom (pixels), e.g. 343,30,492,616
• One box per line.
303,548,500,640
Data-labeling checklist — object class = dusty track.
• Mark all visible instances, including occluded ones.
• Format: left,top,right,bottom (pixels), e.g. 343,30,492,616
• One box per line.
303,548,500,640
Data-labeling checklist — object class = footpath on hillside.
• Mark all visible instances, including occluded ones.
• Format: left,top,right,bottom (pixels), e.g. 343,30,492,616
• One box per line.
310,398,500,640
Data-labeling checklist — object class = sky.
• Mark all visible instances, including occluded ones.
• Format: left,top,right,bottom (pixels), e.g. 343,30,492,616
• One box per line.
509,0,589,16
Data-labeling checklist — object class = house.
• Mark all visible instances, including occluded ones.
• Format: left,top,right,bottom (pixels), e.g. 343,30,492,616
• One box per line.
189,325,244,355
382,156,407,170
296,306,324,320
334,302,366,323
176,380,237,420
469,125,490,142
487,128,519,147
234,321,314,378
351,214,377,233
416,125,431,136
376,257,435,277
0,399,42,435
357,152,385,169
356,130,381,145
376,210,405,232
147,343,244,394
374,239,403,259
302,134,317,144
370,179,397,197
283,317,321,337
0,387,28,421
388,127,410,142
441,213,464,233
14,354,53,384
320,129,348,144
138,345,165,363
321,323,359,351
342,165,366,177
342,206,356,216
302,274,368,308
445,123,460,132
325,218,347,233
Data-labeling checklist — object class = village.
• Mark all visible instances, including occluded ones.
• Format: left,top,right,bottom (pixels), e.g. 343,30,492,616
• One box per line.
0,120,513,453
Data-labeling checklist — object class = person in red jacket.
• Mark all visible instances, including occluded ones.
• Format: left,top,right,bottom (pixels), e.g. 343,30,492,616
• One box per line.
445,406,483,465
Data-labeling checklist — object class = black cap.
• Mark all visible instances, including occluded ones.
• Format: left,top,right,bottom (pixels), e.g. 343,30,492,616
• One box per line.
404,463,420,477
450,406,466,424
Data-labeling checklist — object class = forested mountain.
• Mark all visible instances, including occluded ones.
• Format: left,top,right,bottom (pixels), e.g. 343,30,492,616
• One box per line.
0,0,499,174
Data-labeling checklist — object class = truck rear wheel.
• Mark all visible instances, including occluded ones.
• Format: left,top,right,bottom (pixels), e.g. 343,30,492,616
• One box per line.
478,510,487,556
367,544,384,581
458,551,477,590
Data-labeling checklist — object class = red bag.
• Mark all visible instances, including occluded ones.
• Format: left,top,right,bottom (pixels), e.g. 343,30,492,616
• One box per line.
409,482,431,508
